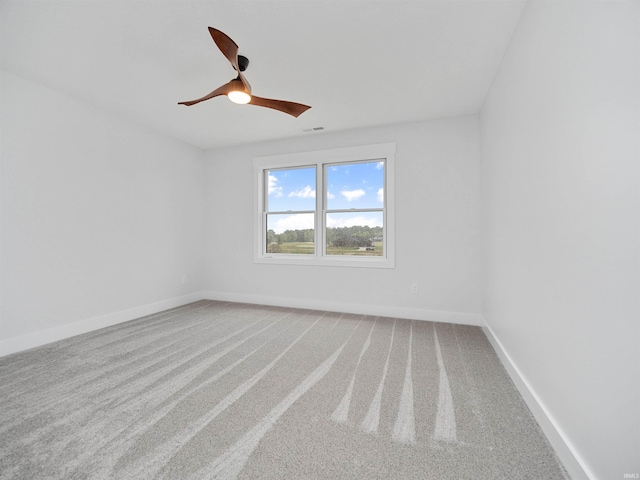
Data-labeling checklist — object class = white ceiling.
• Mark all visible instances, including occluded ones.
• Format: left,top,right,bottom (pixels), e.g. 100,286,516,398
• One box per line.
1,1,527,150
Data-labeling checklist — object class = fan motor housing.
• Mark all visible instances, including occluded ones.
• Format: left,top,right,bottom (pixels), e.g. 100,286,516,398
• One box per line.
237,55,249,72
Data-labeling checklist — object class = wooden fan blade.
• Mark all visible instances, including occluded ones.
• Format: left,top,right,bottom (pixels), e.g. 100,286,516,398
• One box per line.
208,27,238,68
208,27,251,92
178,81,234,106
249,96,312,118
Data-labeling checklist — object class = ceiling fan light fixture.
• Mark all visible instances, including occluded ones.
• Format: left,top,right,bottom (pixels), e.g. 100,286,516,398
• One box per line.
228,90,251,104
227,79,251,104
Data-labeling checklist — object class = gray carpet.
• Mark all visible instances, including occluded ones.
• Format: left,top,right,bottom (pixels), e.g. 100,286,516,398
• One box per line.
0,300,568,479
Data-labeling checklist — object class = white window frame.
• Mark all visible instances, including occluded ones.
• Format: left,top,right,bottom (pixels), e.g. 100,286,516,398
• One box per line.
253,142,395,268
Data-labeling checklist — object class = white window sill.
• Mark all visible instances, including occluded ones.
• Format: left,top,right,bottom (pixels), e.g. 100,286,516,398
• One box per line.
254,254,395,269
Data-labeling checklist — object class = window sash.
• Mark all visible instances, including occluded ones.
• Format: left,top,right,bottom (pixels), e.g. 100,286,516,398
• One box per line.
322,159,385,257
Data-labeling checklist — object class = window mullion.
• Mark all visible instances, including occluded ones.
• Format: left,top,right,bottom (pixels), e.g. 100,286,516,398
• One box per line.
317,161,324,258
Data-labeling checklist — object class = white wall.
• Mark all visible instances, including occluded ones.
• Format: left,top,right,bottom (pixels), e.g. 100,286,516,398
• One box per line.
480,2,639,479
0,71,206,355
204,116,482,325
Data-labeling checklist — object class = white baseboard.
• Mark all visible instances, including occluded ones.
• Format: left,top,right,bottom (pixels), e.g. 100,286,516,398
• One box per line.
203,290,483,326
0,292,206,357
482,323,594,480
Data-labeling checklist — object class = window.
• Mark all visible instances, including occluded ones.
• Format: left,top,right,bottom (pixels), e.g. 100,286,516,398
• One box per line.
254,142,395,268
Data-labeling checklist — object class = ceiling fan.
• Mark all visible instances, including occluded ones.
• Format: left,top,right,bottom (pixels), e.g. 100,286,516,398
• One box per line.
179,27,311,118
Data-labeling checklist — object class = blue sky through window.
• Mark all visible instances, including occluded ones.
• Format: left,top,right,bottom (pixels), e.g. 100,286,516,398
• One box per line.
326,161,384,210
267,161,384,234
267,167,316,212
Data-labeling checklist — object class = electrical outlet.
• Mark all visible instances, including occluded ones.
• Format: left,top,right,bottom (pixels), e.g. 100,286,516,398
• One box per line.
411,283,418,294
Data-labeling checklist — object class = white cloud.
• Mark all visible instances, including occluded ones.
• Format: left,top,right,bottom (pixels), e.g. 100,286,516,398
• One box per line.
268,174,283,197
288,185,315,198
327,215,382,228
270,214,314,234
377,187,384,203
376,161,384,170
341,189,366,202
327,192,335,200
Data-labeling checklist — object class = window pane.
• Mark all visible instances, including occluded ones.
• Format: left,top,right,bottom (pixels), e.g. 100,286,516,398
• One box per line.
267,167,316,212
266,213,314,255
326,161,384,210
326,212,383,256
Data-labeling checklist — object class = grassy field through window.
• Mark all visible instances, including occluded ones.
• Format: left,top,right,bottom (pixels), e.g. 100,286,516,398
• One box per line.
267,241,383,256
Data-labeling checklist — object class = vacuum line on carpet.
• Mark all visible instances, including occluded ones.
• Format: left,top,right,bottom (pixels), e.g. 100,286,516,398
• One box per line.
361,318,397,434
392,321,416,444
432,326,457,443
331,317,376,424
